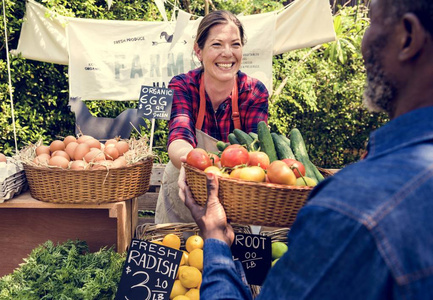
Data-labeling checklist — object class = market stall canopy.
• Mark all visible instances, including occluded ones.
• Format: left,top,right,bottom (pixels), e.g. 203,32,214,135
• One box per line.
12,0,335,100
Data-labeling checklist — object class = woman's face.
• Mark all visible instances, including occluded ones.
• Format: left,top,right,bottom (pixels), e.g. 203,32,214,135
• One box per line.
194,21,243,84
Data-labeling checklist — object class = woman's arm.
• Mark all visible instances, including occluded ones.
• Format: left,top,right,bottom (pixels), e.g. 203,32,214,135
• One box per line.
168,139,193,169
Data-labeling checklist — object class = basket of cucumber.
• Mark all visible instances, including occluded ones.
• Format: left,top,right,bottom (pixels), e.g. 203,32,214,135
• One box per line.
184,122,335,228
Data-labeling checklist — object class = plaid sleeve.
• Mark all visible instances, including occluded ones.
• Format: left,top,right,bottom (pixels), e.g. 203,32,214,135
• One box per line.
240,79,269,133
167,75,198,148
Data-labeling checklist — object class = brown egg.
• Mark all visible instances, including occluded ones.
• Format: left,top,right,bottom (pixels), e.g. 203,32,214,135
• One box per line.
0,153,6,163
48,156,69,169
104,146,119,160
65,141,78,160
33,153,51,165
84,138,101,149
63,135,77,146
52,150,70,161
73,143,91,161
115,141,129,156
70,160,86,170
84,149,105,163
105,139,118,147
112,156,127,168
36,145,50,156
50,140,65,153
77,135,93,144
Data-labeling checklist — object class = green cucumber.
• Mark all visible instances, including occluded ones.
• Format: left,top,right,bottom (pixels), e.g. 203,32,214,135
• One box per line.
289,128,318,181
233,129,254,150
280,134,291,148
228,133,240,145
271,133,295,160
257,121,278,162
216,141,229,151
248,132,258,140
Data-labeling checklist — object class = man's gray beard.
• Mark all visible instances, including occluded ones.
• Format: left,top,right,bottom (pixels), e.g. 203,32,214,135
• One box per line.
362,60,396,114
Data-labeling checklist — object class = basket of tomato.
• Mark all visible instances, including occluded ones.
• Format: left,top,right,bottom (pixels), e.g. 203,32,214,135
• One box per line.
184,145,333,228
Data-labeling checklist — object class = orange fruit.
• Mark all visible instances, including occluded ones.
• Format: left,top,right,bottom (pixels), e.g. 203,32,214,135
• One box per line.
185,235,204,253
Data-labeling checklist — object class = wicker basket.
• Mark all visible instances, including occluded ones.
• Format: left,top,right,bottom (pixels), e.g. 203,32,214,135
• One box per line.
23,158,153,204
184,163,333,227
135,222,290,298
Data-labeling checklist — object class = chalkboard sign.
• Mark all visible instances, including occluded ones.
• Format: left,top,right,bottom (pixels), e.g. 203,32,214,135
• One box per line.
115,239,183,300
231,233,272,286
138,86,174,120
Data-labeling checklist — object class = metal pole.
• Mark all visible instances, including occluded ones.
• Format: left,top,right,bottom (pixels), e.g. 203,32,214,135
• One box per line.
2,0,18,154
205,0,209,15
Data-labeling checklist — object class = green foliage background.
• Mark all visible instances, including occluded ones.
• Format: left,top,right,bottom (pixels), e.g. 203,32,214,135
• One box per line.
0,0,386,168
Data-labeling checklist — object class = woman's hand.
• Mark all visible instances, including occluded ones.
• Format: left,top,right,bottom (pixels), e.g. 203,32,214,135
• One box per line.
178,159,234,246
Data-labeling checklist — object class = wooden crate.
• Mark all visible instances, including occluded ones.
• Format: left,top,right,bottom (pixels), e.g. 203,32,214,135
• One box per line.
0,191,137,277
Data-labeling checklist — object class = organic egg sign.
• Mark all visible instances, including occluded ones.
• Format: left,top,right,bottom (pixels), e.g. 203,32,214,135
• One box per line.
231,233,272,286
115,239,182,300
138,86,174,120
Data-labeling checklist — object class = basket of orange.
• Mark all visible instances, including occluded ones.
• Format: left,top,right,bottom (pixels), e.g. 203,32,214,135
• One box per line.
18,135,154,204
184,143,334,228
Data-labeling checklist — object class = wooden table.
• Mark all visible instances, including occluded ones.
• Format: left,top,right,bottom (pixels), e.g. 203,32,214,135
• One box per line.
0,191,137,277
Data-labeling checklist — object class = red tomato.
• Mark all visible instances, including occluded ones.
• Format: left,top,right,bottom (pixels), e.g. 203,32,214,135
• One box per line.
239,166,266,182
186,148,212,170
267,160,297,185
208,153,221,167
220,145,249,168
248,151,270,170
282,158,306,178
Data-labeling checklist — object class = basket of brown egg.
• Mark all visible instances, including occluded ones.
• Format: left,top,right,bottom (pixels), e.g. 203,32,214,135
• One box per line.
19,135,154,204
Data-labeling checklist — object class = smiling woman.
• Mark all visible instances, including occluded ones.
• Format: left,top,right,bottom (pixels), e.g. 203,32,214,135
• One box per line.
155,10,269,224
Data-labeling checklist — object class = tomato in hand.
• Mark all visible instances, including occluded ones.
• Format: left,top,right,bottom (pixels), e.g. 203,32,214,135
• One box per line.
239,166,266,182
186,148,212,170
282,158,306,178
267,160,297,185
248,151,270,170
220,145,249,168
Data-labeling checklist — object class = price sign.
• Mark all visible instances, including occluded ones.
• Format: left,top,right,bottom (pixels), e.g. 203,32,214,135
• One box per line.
115,239,183,300
138,86,174,120
231,233,272,286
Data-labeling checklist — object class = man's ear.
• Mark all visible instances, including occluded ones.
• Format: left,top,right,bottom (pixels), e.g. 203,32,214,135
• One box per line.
398,13,427,61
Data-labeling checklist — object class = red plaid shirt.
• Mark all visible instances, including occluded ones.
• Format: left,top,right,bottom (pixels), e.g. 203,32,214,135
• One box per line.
167,68,269,148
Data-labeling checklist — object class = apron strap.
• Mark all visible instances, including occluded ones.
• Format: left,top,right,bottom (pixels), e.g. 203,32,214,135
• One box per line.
196,74,240,130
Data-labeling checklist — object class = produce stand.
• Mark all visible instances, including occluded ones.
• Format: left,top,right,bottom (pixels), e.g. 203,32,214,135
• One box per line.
0,191,137,277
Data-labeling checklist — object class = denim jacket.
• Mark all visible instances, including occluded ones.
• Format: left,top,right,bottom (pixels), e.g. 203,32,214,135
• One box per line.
201,106,433,299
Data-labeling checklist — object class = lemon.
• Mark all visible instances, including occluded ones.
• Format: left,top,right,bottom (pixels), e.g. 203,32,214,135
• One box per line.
185,235,204,253
151,240,164,245
173,296,190,300
271,258,279,267
271,242,288,260
185,288,200,300
163,233,181,250
176,265,188,279
181,250,189,266
170,280,188,299
188,249,203,271
179,266,202,289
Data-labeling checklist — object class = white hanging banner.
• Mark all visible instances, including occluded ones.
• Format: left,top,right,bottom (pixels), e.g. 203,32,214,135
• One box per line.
274,0,335,54
12,0,335,100
67,11,275,100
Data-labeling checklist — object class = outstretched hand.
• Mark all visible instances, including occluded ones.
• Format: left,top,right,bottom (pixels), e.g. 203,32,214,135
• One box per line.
178,160,234,247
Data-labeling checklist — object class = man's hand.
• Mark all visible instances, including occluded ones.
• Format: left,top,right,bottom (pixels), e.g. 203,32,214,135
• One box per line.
178,161,234,246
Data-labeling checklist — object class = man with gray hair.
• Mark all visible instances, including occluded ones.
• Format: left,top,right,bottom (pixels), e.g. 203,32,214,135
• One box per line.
179,0,433,298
